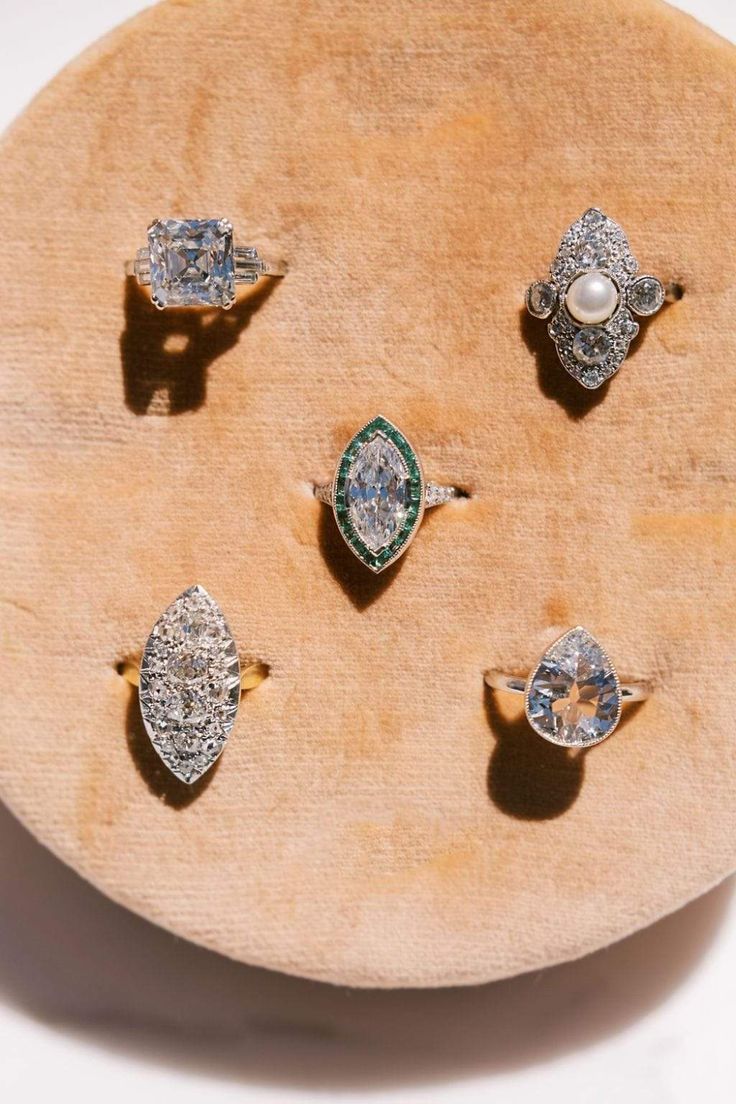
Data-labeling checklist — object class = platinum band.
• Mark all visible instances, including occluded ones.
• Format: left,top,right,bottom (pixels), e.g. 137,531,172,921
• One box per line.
126,245,287,285
484,670,650,702
314,482,461,508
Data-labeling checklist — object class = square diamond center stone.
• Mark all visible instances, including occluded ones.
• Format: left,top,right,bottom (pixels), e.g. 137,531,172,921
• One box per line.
148,218,235,308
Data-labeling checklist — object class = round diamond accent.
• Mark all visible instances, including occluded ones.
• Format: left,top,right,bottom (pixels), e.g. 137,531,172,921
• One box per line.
572,326,612,365
628,275,665,316
526,281,557,319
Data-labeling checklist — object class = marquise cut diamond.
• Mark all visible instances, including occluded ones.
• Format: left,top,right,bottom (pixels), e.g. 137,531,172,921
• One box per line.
526,627,621,748
346,435,410,552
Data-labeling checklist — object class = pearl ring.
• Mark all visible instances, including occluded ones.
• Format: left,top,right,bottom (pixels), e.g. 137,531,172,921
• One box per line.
525,208,668,389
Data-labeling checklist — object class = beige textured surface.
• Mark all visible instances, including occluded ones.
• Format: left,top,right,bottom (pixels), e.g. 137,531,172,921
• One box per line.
1,0,735,988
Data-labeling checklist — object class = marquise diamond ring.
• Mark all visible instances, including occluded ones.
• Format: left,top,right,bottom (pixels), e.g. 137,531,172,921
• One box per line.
314,415,462,573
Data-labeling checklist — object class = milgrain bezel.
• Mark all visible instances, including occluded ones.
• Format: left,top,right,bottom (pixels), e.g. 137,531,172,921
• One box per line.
331,415,426,574
523,625,623,748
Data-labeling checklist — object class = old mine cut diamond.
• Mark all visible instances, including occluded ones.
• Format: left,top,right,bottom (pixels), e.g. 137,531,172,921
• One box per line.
346,433,410,553
573,326,612,365
139,586,241,782
526,627,621,748
526,281,557,319
628,275,665,317
148,218,235,308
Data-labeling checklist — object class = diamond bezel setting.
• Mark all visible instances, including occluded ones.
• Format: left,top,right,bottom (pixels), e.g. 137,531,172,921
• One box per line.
527,208,664,389
332,416,425,574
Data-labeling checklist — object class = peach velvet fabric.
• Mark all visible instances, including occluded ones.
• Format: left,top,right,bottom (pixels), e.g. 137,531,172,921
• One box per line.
0,0,735,987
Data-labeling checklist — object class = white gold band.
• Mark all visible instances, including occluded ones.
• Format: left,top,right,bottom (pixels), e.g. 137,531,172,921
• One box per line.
483,669,650,702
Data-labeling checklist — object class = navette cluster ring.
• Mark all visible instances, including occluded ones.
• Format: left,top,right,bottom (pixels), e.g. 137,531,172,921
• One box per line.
314,415,462,573
124,585,267,783
485,626,650,748
526,208,667,389
127,217,287,309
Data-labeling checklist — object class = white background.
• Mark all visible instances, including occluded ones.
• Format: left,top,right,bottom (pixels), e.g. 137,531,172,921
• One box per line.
1,2,734,1102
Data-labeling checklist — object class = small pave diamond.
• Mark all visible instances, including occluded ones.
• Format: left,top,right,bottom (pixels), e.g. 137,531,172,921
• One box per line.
628,275,665,317
526,627,622,747
139,586,241,782
148,218,235,309
526,281,557,319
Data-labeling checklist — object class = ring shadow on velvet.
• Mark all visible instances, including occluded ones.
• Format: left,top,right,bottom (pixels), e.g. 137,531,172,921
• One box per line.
484,681,646,821
0,796,732,1092
316,477,470,612
124,680,219,809
120,275,279,416
316,499,406,611
520,290,682,422
519,307,610,420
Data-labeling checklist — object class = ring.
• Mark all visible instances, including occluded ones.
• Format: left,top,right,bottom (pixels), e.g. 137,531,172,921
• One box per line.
128,585,266,783
526,208,668,389
484,626,650,748
126,218,287,309
314,415,462,573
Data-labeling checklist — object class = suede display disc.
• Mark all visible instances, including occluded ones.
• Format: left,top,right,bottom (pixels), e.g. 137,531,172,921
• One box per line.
0,0,735,987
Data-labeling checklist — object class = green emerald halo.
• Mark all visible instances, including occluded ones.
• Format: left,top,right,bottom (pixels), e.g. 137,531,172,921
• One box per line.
332,415,425,573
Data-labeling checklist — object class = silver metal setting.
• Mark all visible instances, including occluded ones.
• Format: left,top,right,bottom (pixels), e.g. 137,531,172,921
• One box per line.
138,585,242,783
127,217,286,309
526,208,667,389
485,626,651,748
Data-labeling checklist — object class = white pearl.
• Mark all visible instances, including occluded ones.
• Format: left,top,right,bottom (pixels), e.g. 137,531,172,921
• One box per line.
565,271,618,324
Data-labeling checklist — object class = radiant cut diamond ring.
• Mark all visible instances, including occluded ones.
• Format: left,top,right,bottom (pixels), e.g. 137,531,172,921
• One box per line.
526,208,669,389
127,218,287,309
485,626,650,748
314,415,463,573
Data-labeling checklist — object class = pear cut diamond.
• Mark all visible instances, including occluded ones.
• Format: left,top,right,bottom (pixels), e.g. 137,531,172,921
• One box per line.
139,586,241,782
332,416,424,573
525,627,622,748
